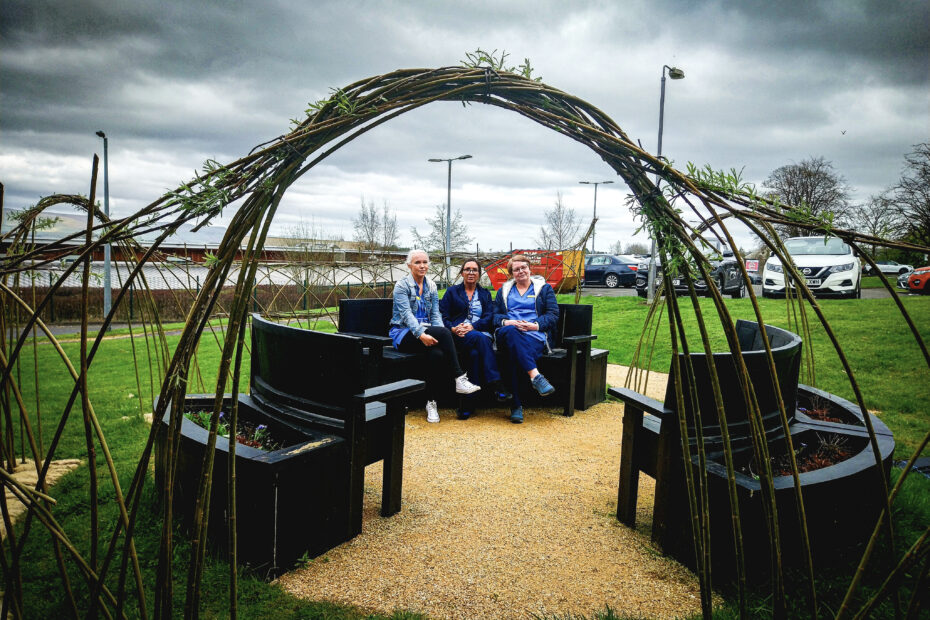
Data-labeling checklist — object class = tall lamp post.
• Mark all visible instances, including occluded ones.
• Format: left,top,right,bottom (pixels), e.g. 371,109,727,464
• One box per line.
95,130,112,322
579,180,613,253
428,154,472,285
647,65,685,303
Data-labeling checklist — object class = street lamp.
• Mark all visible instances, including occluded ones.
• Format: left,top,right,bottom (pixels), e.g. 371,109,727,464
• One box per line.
579,180,613,253
647,65,685,303
95,130,112,322
428,154,472,285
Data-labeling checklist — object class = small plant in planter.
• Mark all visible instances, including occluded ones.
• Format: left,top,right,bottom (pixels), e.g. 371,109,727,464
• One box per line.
742,433,855,478
183,410,283,451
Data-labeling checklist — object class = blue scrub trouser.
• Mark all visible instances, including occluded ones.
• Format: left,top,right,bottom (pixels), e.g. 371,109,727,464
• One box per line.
456,330,501,413
496,325,546,408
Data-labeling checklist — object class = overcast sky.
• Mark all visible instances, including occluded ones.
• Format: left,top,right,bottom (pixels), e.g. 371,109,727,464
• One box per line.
2,0,928,252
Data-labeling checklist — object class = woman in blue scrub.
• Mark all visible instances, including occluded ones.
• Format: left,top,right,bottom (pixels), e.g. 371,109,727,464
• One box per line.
390,249,480,423
493,254,559,424
439,258,511,420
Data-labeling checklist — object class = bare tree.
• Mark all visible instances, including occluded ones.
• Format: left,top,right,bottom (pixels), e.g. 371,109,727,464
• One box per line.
534,191,581,250
763,156,853,238
850,194,905,256
380,200,399,250
352,197,380,251
410,204,473,253
624,241,650,255
889,142,930,248
608,240,624,255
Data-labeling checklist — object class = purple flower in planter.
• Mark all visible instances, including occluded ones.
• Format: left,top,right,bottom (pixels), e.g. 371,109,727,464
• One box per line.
257,424,267,431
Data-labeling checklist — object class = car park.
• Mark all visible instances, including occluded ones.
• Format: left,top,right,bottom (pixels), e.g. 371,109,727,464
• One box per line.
762,236,861,299
866,259,914,276
906,266,930,294
634,250,746,298
583,253,637,288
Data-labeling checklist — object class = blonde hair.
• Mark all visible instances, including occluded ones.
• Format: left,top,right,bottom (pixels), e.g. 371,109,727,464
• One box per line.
507,254,531,275
405,249,429,265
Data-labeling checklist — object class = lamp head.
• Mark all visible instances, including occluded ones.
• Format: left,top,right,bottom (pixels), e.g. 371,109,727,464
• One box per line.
95,130,106,138
428,158,443,162
457,154,473,160
667,67,685,80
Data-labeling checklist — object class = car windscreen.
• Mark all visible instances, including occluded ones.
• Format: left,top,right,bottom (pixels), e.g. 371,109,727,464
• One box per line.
784,237,850,256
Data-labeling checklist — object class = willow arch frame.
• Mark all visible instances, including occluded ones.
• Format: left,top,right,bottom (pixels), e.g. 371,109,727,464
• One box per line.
2,63,929,619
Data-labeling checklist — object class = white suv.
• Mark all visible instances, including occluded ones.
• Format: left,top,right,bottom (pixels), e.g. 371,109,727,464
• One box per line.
762,236,861,299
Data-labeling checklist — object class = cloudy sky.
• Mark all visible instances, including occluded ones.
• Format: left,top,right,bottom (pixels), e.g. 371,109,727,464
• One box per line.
2,0,928,252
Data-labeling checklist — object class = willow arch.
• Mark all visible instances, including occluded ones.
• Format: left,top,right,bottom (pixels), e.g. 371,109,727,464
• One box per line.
2,62,929,619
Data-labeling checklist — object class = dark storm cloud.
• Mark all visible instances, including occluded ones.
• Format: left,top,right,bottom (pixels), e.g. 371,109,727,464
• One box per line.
2,0,927,249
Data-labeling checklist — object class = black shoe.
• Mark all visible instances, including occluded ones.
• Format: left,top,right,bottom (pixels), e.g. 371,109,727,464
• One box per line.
491,381,512,402
456,410,472,420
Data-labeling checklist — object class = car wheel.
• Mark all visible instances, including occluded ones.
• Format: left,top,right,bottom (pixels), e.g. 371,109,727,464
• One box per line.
730,279,745,299
637,289,646,298
855,280,862,299
605,273,619,288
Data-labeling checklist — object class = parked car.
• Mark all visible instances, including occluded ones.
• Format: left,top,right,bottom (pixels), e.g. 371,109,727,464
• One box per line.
906,266,930,294
762,236,861,299
583,253,637,288
897,270,913,290
866,259,914,276
634,250,746,298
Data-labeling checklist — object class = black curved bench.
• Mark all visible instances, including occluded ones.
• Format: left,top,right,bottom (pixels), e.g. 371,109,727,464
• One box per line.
609,319,894,580
246,313,424,538
338,297,608,415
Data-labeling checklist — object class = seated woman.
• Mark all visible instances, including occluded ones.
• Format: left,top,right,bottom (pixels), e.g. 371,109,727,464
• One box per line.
493,254,559,424
439,258,511,420
390,249,480,423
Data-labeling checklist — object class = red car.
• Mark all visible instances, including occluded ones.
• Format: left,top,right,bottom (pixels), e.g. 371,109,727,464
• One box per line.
908,266,930,294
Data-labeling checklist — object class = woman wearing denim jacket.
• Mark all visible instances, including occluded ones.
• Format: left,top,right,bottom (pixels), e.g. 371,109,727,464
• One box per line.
439,258,511,420
492,254,559,424
390,249,480,423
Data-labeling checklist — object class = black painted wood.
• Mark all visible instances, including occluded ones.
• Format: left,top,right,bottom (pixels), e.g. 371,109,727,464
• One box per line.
249,313,424,539
608,320,895,582
338,298,608,415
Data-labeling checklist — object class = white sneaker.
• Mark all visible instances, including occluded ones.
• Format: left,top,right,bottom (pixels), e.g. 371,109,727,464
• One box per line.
455,374,481,395
426,400,440,423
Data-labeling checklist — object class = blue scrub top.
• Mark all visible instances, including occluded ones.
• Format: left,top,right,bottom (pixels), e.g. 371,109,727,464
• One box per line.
506,285,546,343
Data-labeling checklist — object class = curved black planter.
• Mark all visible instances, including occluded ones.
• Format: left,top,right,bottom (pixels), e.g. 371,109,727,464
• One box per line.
154,395,349,576
611,320,896,583
697,384,895,579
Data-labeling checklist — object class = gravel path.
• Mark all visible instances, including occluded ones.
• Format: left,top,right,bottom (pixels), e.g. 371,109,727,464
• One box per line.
278,366,713,619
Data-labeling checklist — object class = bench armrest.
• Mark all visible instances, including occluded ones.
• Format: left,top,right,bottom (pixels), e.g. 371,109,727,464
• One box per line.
359,378,425,404
341,331,393,347
607,386,669,417
562,334,596,345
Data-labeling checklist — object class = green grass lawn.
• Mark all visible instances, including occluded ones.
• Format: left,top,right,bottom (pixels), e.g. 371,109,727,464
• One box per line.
6,296,929,618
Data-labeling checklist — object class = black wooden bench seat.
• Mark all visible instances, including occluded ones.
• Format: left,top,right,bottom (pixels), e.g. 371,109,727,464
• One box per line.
247,313,425,539
338,297,608,416
608,319,802,551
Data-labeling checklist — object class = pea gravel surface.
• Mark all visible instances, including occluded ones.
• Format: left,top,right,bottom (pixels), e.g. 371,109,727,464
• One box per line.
277,365,716,619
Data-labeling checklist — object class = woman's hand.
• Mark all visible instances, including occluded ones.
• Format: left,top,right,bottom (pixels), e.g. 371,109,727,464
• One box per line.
454,323,474,336
504,319,538,331
419,332,438,346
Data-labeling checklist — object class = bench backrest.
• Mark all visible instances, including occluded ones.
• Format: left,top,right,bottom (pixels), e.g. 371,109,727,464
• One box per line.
554,303,592,349
338,297,594,348
251,313,365,417
338,298,393,336
666,319,802,449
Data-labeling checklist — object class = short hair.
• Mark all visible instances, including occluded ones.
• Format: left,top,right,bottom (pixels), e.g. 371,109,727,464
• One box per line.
507,254,531,275
458,257,483,277
405,249,429,265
